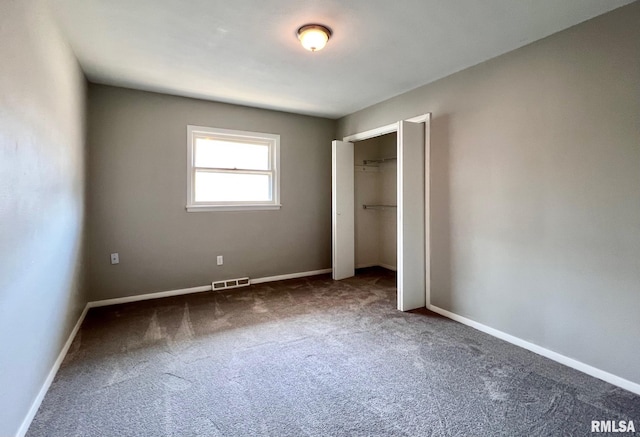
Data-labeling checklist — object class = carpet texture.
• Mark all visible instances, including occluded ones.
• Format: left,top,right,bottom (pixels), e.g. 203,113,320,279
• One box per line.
28,268,639,436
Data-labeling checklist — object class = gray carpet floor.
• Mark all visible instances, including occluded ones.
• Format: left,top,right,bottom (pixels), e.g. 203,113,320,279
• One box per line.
28,268,639,436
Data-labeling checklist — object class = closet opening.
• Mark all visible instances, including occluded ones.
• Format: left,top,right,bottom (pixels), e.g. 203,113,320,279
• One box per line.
332,114,430,311
354,132,398,296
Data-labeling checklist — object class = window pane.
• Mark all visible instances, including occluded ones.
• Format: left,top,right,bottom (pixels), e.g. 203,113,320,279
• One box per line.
195,171,271,202
195,138,269,170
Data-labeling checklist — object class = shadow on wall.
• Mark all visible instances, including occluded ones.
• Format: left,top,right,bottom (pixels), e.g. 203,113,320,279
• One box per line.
430,114,452,309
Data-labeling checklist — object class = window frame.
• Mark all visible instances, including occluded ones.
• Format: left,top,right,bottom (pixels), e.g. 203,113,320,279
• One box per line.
186,125,281,212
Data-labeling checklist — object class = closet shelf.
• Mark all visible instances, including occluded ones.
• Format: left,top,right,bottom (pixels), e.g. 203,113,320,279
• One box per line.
354,165,379,173
363,204,397,210
362,157,397,165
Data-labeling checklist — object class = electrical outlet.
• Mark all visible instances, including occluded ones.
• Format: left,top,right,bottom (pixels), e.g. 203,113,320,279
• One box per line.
110,253,119,265
217,255,223,266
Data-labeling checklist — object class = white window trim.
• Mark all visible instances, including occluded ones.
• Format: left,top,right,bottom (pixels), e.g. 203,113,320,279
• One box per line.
186,125,281,212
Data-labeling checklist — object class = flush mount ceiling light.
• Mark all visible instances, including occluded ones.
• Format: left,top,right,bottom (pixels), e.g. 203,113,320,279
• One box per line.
297,24,332,52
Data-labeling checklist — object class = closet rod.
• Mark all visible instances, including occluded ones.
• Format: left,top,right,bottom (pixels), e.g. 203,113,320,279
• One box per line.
363,204,397,210
362,157,397,165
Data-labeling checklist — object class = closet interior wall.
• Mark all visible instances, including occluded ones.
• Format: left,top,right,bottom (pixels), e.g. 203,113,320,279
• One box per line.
354,133,397,271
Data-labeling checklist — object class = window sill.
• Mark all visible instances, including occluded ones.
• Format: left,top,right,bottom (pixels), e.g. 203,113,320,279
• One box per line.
186,204,282,212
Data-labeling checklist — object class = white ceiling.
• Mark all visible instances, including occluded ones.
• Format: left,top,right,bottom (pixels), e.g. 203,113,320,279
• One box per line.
49,0,633,119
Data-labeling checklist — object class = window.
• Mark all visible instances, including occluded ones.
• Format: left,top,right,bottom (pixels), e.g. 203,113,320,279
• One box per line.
186,125,280,212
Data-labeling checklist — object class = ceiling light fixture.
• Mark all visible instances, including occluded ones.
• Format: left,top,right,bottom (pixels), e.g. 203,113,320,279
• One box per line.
297,24,332,52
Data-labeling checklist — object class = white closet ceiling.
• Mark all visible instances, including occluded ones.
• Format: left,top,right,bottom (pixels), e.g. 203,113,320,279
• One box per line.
49,0,633,118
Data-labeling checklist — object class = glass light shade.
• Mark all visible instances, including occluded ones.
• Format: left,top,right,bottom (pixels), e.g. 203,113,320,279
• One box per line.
297,25,331,52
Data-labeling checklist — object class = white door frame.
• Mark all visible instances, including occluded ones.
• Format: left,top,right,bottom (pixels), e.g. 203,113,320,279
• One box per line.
343,113,431,309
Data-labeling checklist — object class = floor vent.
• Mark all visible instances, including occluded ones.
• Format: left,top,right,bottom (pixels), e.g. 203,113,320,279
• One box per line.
211,277,250,291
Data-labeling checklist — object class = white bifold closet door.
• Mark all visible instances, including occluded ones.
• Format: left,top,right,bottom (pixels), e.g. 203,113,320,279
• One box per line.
396,121,425,311
331,140,355,280
332,121,426,311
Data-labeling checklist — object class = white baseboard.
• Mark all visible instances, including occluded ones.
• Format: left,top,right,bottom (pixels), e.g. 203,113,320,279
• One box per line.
88,268,334,308
355,263,397,272
250,268,332,285
16,304,90,437
88,285,212,308
427,304,640,396
355,263,377,269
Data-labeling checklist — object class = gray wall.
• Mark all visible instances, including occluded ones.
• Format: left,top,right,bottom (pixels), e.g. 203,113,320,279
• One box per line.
86,85,335,301
0,0,87,435
338,2,640,385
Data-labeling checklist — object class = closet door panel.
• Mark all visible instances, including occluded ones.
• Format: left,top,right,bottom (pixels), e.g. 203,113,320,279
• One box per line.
332,140,355,280
397,121,426,310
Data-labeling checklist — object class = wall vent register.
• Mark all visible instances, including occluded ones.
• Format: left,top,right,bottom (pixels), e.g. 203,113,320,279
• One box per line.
212,277,250,290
